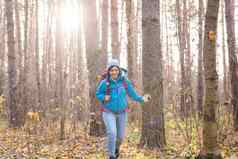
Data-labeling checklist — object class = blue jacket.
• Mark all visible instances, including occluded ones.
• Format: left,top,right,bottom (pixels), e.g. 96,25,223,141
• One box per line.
96,75,144,113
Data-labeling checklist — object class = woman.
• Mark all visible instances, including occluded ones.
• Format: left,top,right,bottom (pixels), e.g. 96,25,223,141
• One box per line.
96,59,151,159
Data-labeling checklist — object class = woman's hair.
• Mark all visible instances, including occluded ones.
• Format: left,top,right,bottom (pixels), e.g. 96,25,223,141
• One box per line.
107,65,121,78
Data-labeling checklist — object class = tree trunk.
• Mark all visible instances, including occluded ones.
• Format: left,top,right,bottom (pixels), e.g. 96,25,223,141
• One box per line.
41,0,52,116
14,0,23,85
197,0,222,158
35,0,41,112
74,1,88,122
134,0,143,125
221,0,228,103
83,0,105,136
5,0,19,127
0,10,5,95
197,0,204,116
224,0,238,131
45,1,53,112
176,0,186,118
111,0,120,59
22,0,29,124
164,0,169,105
15,0,27,126
140,0,166,148
184,0,192,117
102,0,108,64
55,0,65,140
126,0,136,81
126,0,139,122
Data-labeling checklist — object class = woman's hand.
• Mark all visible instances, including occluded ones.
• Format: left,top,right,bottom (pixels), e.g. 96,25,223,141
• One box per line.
143,94,151,102
104,95,111,102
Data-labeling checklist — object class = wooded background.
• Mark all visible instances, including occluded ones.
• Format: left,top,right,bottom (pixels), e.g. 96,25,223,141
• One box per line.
0,0,238,158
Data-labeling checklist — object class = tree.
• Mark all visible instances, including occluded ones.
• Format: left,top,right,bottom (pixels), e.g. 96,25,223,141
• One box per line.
176,0,194,119
55,0,65,140
35,0,42,111
22,0,29,123
197,0,204,116
14,0,23,85
0,4,6,95
140,0,166,148
176,0,186,118
111,0,120,59
83,0,105,136
221,0,228,103
74,0,89,122
126,0,136,81
126,0,139,122
14,0,28,126
5,0,18,127
224,0,238,131
102,0,109,63
41,0,52,115
197,0,222,158
184,0,192,116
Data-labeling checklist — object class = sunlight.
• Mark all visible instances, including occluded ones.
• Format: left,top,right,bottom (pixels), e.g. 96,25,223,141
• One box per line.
59,1,81,32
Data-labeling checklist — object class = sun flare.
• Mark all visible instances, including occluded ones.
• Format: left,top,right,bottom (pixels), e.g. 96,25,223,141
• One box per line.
59,1,81,32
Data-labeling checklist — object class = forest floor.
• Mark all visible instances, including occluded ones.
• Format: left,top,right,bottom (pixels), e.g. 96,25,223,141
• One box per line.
0,114,238,159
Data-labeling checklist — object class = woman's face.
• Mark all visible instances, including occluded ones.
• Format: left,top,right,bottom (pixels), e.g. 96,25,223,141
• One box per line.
109,66,120,80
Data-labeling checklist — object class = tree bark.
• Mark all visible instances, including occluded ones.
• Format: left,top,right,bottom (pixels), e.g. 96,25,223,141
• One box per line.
126,0,136,81
21,0,29,124
221,0,228,103
14,0,28,126
140,0,166,148
184,0,192,117
224,0,238,131
0,10,5,95
55,0,65,140
83,0,105,136
41,0,52,115
126,0,139,122
35,0,42,112
14,0,23,84
176,0,186,118
197,0,204,116
102,0,108,65
197,0,222,158
111,0,120,59
5,0,19,127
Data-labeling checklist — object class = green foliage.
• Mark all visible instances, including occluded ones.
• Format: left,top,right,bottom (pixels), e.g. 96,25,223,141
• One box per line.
181,143,198,159
0,69,4,95
165,111,202,159
164,144,177,155
0,95,6,116
167,119,200,158
127,126,141,143
166,118,177,129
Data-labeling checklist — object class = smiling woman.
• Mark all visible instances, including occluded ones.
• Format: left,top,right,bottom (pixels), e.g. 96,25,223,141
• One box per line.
59,1,81,32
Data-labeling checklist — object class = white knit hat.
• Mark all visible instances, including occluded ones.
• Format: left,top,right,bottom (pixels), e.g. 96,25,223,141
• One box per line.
107,59,120,70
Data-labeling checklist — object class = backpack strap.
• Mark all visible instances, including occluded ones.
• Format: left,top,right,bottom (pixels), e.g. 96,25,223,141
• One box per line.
105,79,110,96
122,79,128,96
122,79,130,112
101,78,110,112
